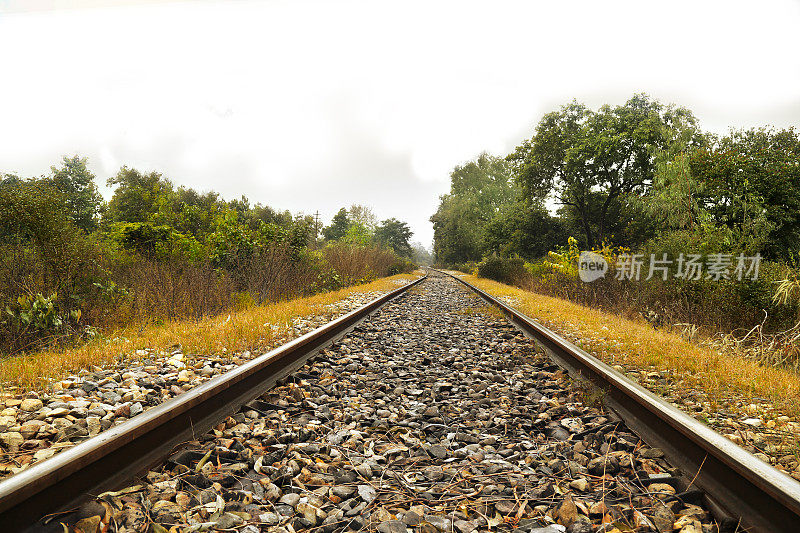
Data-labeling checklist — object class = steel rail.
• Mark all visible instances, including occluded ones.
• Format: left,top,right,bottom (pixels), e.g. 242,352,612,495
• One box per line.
0,275,426,532
437,269,800,533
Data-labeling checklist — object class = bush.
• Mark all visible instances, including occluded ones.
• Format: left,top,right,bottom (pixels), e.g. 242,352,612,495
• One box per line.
476,256,529,285
450,261,478,275
389,257,416,276
322,243,397,285
0,181,112,352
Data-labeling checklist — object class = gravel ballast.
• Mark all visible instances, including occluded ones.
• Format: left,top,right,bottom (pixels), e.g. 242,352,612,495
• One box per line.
32,273,724,533
0,288,401,479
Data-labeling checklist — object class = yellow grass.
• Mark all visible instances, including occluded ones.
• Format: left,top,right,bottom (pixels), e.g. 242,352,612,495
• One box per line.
458,273,800,418
0,272,423,392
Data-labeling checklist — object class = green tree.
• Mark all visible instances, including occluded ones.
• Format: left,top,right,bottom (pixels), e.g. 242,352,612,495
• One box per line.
105,167,174,224
322,208,350,241
511,95,700,248
347,204,377,232
374,218,413,257
483,201,567,259
430,154,516,264
46,156,103,232
689,127,800,258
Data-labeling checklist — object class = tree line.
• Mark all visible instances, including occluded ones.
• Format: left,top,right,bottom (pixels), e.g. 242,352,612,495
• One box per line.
432,94,800,332
0,159,416,354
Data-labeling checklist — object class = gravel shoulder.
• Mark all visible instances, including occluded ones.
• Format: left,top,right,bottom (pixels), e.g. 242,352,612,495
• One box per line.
0,273,423,479
50,272,722,533
452,272,800,482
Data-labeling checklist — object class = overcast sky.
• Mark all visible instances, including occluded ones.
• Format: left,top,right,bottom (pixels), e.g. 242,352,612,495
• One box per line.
2,0,799,246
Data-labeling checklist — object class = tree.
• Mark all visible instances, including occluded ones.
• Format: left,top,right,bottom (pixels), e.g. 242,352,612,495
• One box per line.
322,208,350,241
46,156,103,232
105,167,174,224
689,127,800,258
374,218,413,257
511,95,700,248
347,204,377,232
483,201,567,259
410,242,433,265
430,154,517,264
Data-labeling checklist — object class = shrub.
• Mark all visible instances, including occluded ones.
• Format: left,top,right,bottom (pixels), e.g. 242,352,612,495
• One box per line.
476,256,529,285
389,257,416,276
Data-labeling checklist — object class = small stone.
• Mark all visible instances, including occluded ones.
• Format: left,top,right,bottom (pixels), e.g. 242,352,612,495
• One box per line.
33,448,57,461
175,491,192,510
20,398,43,412
279,493,300,507
355,462,373,478
86,416,101,437
651,501,675,533
648,483,676,495
423,406,440,417
129,402,143,416
19,422,41,439
423,515,452,532
74,515,101,533
402,510,422,526
557,496,578,526
588,501,608,516
569,478,588,491
332,485,356,499
0,432,24,451
674,515,702,533
297,502,325,526
566,522,593,533
358,484,377,503
641,447,664,458
427,445,448,459
587,456,619,476
263,482,281,501
495,500,516,514
259,512,280,525
214,512,245,529
378,520,407,533
454,519,476,533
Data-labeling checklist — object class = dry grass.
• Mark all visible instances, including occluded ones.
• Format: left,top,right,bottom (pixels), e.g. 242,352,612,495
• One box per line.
0,272,422,392
457,273,800,419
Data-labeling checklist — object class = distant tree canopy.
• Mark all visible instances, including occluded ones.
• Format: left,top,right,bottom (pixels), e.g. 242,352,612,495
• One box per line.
431,153,568,264
0,158,418,354
322,208,350,241
46,156,103,232
374,218,412,257
322,205,414,257
431,94,800,265
430,154,519,264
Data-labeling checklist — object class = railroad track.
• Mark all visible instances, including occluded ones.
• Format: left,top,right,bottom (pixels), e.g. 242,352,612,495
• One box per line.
0,276,426,532
0,270,799,532
436,269,800,532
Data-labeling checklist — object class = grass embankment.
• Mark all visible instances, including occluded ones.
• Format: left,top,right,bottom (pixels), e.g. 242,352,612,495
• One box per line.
0,272,422,391
457,273,800,419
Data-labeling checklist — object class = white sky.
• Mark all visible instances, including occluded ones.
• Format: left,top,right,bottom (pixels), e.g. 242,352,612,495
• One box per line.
2,0,799,247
